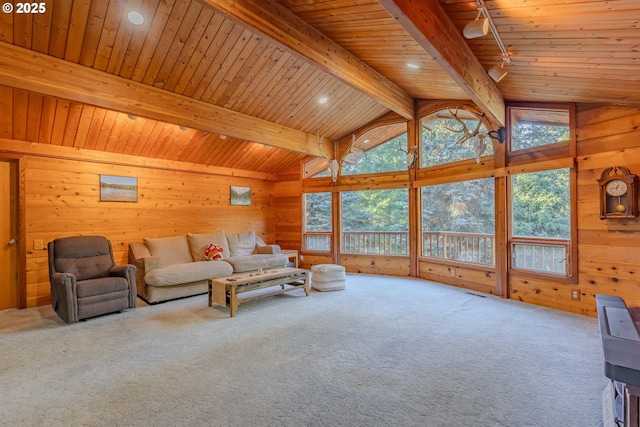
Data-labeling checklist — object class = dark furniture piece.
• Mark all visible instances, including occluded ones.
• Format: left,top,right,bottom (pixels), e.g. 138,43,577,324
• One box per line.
48,236,137,323
597,294,640,426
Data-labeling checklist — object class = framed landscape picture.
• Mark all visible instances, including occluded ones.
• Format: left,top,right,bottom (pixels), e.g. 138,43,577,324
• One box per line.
230,185,251,206
100,175,138,202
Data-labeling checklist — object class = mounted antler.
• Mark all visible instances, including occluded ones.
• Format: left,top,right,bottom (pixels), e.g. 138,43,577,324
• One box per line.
443,108,488,163
316,131,339,182
397,140,418,169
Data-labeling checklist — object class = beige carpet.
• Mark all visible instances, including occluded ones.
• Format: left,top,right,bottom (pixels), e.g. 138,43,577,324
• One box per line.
0,274,605,426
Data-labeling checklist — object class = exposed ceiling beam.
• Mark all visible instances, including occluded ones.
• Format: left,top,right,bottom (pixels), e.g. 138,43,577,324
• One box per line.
0,42,334,158
378,0,506,126
201,0,415,121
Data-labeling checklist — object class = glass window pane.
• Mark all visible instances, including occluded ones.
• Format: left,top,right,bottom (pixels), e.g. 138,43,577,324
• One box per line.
511,169,570,239
304,192,332,252
510,108,570,151
342,133,408,175
421,179,495,265
420,109,492,168
341,189,408,255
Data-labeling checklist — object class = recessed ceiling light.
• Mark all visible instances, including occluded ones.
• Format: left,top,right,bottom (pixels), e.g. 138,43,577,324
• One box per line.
406,63,419,69
364,139,370,144
318,97,328,104
127,10,145,26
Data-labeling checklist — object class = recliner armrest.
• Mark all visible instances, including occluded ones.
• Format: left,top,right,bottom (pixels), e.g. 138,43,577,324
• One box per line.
110,264,136,278
50,272,78,323
110,264,137,307
50,272,76,287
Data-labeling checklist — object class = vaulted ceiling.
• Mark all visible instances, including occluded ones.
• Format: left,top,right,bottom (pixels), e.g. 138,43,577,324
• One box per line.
0,0,638,174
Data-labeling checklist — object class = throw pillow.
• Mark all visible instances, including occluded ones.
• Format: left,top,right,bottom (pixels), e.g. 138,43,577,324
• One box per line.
144,235,193,267
227,230,256,257
187,230,230,261
204,243,224,260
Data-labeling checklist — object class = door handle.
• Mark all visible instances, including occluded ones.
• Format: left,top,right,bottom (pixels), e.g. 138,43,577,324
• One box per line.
8,239,16,246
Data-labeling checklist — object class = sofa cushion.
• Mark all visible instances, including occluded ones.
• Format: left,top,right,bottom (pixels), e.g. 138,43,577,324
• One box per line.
227,231,256,257
225,254,288,273
144,235,193,267
186,231,230,262
144,260,233,287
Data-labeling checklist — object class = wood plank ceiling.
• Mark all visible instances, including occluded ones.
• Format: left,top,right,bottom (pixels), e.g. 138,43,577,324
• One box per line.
0,0,639,174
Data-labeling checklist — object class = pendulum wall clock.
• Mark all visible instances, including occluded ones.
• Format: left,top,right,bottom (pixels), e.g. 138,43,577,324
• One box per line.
597,166,638,219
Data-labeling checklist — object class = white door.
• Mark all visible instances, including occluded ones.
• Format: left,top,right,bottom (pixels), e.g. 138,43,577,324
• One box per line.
0,161,18,309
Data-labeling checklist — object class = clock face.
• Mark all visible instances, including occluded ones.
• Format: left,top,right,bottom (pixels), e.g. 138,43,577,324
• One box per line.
606,179,628,197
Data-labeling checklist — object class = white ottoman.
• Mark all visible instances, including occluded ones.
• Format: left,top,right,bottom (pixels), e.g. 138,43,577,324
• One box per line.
311,264,346,291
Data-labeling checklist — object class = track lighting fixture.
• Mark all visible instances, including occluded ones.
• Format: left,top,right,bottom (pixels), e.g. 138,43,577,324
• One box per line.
463,9,488,39
465,0,512,83
488,57,509,82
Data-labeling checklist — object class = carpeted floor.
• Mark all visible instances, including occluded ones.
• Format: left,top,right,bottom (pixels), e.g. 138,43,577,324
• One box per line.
0,274,605,427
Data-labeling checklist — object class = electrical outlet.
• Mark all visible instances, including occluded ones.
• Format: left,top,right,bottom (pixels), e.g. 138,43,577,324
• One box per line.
571,289,580,301
33,239,43,250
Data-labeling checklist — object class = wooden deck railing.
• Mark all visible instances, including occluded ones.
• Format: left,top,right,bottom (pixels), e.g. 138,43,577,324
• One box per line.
423,231,495,266
341,231,408,255
305,230,569,275
511,238,570,276
303,232,332,252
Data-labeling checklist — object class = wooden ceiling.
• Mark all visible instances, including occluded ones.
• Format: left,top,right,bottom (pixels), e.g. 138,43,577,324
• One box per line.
0,0,638,174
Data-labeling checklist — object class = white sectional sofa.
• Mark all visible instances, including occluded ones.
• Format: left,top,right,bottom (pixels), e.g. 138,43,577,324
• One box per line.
128,230,288,303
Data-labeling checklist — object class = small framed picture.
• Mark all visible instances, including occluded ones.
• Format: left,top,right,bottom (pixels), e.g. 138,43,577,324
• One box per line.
100,175,138,202
230,185,251,206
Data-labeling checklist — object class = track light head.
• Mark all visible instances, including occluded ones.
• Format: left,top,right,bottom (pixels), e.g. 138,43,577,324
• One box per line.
488,64,508,82
488,56,509,82
463,17,489,39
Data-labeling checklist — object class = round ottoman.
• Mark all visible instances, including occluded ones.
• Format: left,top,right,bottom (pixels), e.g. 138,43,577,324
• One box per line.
311,264,346,291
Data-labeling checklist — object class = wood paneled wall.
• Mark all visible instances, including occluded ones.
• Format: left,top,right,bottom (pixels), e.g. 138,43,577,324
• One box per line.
510,106,640,315
419,261,495,296
274,165,303,256
12,145,276,308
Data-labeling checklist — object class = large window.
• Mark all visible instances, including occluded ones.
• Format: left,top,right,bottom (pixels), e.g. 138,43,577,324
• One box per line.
341,189,408,255
303,192,332,252
422,179,495,265
510,169,571,276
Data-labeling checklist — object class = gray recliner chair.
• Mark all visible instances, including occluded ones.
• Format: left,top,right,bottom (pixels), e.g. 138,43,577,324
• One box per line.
48,236,137,323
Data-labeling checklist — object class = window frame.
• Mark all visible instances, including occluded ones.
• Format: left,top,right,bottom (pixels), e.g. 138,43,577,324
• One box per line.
302,192,333,254
339,188,410,256
419,178,496,267
507,167,577,282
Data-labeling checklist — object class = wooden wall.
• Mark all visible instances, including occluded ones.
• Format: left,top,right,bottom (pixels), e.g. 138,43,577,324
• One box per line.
2,140,276,308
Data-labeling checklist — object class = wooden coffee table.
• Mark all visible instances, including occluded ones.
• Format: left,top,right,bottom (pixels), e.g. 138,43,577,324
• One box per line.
208,267,309,317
